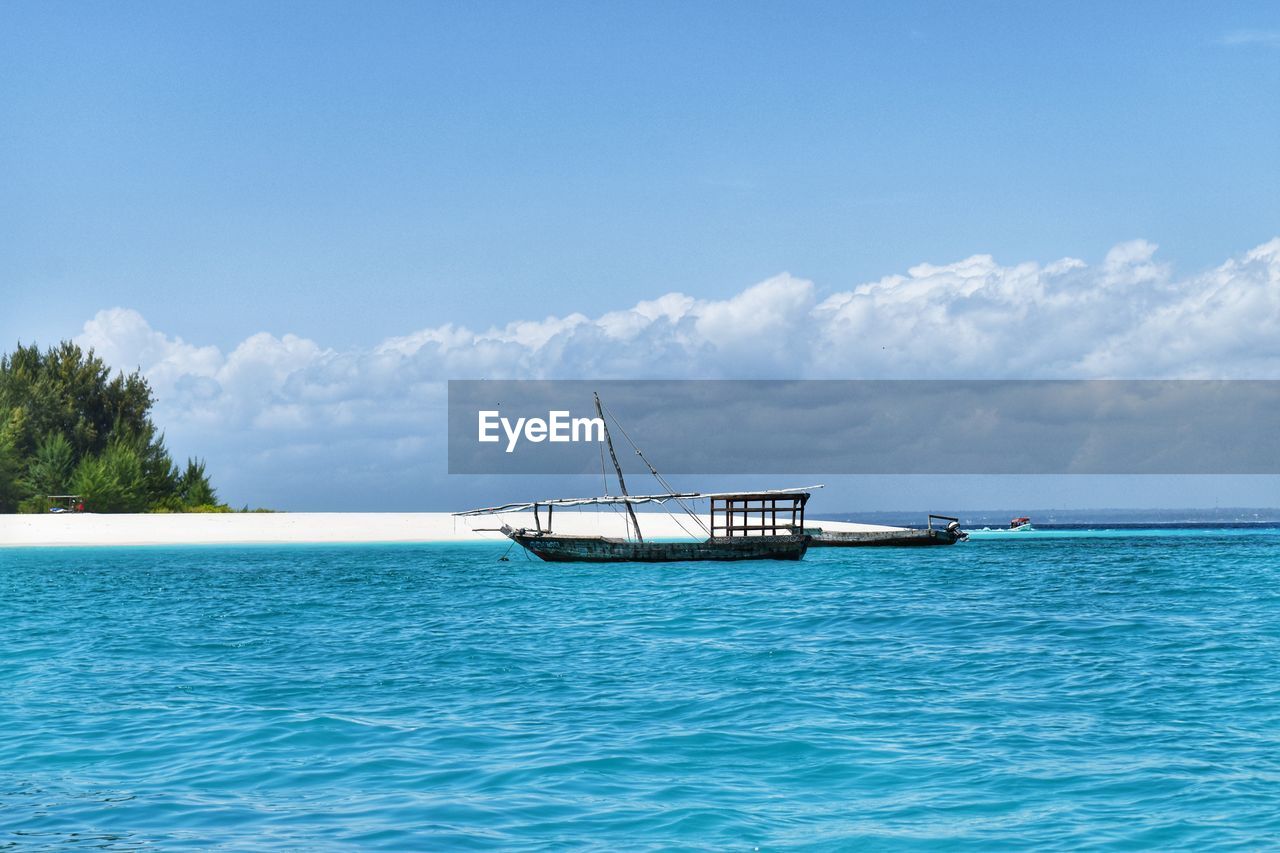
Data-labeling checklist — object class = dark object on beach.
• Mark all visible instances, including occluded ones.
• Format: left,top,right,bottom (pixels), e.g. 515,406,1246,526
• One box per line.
457,393,817,563
47,494,85,513
808,515,967,547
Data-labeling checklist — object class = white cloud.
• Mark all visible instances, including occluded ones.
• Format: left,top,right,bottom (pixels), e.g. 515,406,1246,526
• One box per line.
597,293,697,340
1218,29,1280,47
73,238,1280,505
1078,238,1280,377
78,307,223,387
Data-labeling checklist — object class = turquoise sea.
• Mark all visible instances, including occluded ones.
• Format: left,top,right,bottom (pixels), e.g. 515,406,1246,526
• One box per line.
3,530,1279,849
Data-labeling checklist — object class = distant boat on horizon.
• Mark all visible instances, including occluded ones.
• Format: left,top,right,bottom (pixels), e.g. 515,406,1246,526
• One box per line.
971,516,1036,533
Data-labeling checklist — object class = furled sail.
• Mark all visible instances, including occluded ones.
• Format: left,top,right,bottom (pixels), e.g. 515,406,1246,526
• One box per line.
454,485,823,517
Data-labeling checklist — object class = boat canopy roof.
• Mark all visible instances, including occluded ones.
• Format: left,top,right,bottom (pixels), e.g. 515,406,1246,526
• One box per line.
454,485,823,517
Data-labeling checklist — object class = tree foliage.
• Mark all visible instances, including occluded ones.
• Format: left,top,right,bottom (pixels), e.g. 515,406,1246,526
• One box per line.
177,458,218,508
0,411,22,513
25,433,75,497
0,341,226,513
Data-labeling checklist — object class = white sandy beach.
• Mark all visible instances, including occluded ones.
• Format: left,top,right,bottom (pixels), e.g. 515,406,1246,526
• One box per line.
0,512,899,548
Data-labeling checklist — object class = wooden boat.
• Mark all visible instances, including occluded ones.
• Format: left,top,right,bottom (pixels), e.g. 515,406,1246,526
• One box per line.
807,515,966,547
496,514,810,563
456,393,817,563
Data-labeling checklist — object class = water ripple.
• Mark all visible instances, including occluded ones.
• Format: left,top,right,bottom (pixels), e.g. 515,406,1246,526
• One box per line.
2,534,1279,848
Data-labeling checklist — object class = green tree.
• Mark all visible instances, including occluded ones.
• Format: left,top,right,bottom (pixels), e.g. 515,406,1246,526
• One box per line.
0,342,153,462
70,439,148,513
24,432,75,498
0,341,223,513
101,439,148,512
177,458,218,508
109,422,180,508
69,455,113,512
0,412,22,513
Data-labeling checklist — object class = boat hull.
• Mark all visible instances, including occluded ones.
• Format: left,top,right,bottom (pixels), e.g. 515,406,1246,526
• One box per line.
502,526,809,562
808,528,963,547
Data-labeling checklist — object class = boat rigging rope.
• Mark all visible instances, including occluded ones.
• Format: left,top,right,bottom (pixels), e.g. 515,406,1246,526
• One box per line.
599,401,712,538
663,501,707,540
600,441,610,497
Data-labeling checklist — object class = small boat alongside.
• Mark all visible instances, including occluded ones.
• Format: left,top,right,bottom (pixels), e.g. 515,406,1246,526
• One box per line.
807,514,967,547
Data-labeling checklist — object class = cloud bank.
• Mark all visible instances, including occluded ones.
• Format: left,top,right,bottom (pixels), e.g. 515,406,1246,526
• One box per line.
1219,29,1280,47
74,238,1280,507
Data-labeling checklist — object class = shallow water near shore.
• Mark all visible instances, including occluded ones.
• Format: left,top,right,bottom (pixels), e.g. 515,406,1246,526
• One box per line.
3,531,1280,849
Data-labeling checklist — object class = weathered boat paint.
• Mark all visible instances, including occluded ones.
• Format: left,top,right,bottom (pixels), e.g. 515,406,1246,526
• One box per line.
807,527,963,547
502,525,809,562
806,514,967,547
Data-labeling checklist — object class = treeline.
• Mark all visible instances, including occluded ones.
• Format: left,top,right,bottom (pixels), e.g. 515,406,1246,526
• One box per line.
0,341,225,513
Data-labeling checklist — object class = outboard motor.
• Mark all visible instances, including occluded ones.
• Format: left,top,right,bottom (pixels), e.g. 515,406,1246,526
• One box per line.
947,520,968,541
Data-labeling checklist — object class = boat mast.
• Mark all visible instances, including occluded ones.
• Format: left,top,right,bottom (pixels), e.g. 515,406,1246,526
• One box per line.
595,392,643,542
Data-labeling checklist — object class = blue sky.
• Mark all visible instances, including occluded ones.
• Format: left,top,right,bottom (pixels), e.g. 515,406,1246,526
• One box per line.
3,2,1279,509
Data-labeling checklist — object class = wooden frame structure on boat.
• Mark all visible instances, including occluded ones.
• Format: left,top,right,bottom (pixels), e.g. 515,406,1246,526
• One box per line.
710,493,808,538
